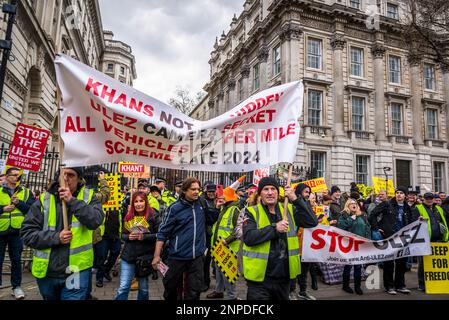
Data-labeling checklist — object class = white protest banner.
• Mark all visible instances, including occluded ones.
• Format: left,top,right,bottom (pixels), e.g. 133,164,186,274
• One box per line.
55,54,303,172
253,167,270,186
302,220,431,265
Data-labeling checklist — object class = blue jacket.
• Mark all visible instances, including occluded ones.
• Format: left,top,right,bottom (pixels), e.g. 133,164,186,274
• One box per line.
157,197,207,260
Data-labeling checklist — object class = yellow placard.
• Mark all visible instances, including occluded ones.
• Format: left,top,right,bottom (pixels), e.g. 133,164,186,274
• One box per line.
101,173,123,211
302,177,328,193
424,243,449,294
211,238,239,284
372,176,395,197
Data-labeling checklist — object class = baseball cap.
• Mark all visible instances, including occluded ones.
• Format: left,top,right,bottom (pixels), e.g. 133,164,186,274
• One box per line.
423,192,434,199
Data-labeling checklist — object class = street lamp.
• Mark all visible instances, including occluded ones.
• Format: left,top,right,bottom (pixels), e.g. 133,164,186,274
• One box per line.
383,167,391,194
0,0,17,105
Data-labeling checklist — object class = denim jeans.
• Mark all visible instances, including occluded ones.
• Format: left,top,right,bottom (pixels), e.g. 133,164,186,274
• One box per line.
36,268,92,300
115,259,149,300
0,234,23,289
214,263,237,299
96,239,121,282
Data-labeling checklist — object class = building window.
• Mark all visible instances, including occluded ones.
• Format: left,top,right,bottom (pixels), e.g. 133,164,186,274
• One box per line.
355,155,369,185
307,38,322,70
350,47,364,77
253,64,260,91
311,151,326,178
120,66,125,75
308,90,323,126
107,63,114,72
238,78,244,101
424,64,436,90
350,0,361,9
433,162,445,193
391,103,403,135
387,3,398,19
389,55,401,84
426,109,438,139
273,46,281,76
352,97,365,131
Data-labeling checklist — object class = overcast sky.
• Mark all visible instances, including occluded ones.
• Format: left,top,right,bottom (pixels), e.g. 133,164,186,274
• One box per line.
98,0,243,104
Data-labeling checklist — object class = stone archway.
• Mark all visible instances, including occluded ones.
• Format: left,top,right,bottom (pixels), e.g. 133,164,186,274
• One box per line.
22,66,42,124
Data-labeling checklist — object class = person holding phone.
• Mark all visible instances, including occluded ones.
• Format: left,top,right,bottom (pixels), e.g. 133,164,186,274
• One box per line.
115,191,159,300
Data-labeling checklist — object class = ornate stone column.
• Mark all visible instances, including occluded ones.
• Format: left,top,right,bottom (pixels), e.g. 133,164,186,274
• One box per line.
330,33,346,137
207,99,215,120
227,78,236,111
257,45,269,90
371,42,388,143
279,22,302,82
409,54,424,146
240,64,250,100
217,89,225,116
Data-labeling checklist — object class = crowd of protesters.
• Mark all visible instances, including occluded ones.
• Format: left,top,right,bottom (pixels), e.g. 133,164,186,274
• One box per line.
0,167,448,301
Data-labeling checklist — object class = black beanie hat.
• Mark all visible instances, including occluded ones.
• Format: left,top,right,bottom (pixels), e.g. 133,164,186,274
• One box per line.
330,185,341,195
395,186,408,195
67,167,84,178
257,177,279,194
295,183,311,198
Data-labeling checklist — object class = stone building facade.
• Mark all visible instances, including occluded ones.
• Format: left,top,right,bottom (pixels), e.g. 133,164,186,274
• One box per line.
0,0,136,149
191,0,449,193
102,30,136,86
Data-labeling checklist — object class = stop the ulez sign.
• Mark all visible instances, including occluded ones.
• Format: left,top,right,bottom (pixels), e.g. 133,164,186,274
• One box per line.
118,163,145,173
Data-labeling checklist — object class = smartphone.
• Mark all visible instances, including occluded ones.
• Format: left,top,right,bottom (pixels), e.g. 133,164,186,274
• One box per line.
216,185,224,198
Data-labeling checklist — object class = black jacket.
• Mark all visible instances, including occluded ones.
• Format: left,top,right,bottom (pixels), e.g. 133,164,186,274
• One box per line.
121,212,161,263
369,198,412,238
20,182,104,278
243,198,318,281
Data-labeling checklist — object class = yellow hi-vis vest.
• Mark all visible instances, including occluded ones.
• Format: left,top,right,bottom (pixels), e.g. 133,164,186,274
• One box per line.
32,187,95,279
147,194,160,212
0,186,31,231
161,190,176,207
242,203,301,282
416,204,449,242
211,203,241,253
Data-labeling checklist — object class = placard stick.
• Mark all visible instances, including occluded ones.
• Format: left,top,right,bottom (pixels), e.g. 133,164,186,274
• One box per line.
282,164,293,222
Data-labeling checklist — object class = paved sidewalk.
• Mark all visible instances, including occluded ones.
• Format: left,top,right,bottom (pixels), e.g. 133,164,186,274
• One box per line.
1,266,448,300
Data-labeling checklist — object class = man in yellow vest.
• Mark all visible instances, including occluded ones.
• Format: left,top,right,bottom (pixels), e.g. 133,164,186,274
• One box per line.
20,167,104,300
411,192,449,291
242,177,318,300
0,167,35,299
155,178,177,207
207,180,242,300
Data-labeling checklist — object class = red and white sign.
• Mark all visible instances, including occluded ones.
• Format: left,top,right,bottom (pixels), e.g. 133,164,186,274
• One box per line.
6,123,50,172
253,167,270,186
302,220,431,265
55,54,304,172
119,162,145,173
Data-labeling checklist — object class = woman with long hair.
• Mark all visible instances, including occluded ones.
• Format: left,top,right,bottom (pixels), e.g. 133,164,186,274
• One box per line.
115,191,160,300
337,198,371,295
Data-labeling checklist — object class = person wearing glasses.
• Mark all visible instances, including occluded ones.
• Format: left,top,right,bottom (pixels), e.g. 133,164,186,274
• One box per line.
337,198,371,295
0,167,35,299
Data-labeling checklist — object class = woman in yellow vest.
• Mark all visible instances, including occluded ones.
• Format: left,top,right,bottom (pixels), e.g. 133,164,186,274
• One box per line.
21,167,104,300
115,191,160,300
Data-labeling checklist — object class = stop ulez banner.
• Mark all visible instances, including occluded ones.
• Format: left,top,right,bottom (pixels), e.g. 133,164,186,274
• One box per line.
54,54,304,172
302,220,431,265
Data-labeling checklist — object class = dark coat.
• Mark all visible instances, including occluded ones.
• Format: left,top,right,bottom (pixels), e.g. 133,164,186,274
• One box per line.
121,212,160,263
369,198,412,238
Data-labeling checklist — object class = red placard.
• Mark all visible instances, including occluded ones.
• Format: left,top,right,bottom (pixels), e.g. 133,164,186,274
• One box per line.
6,123,50,172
